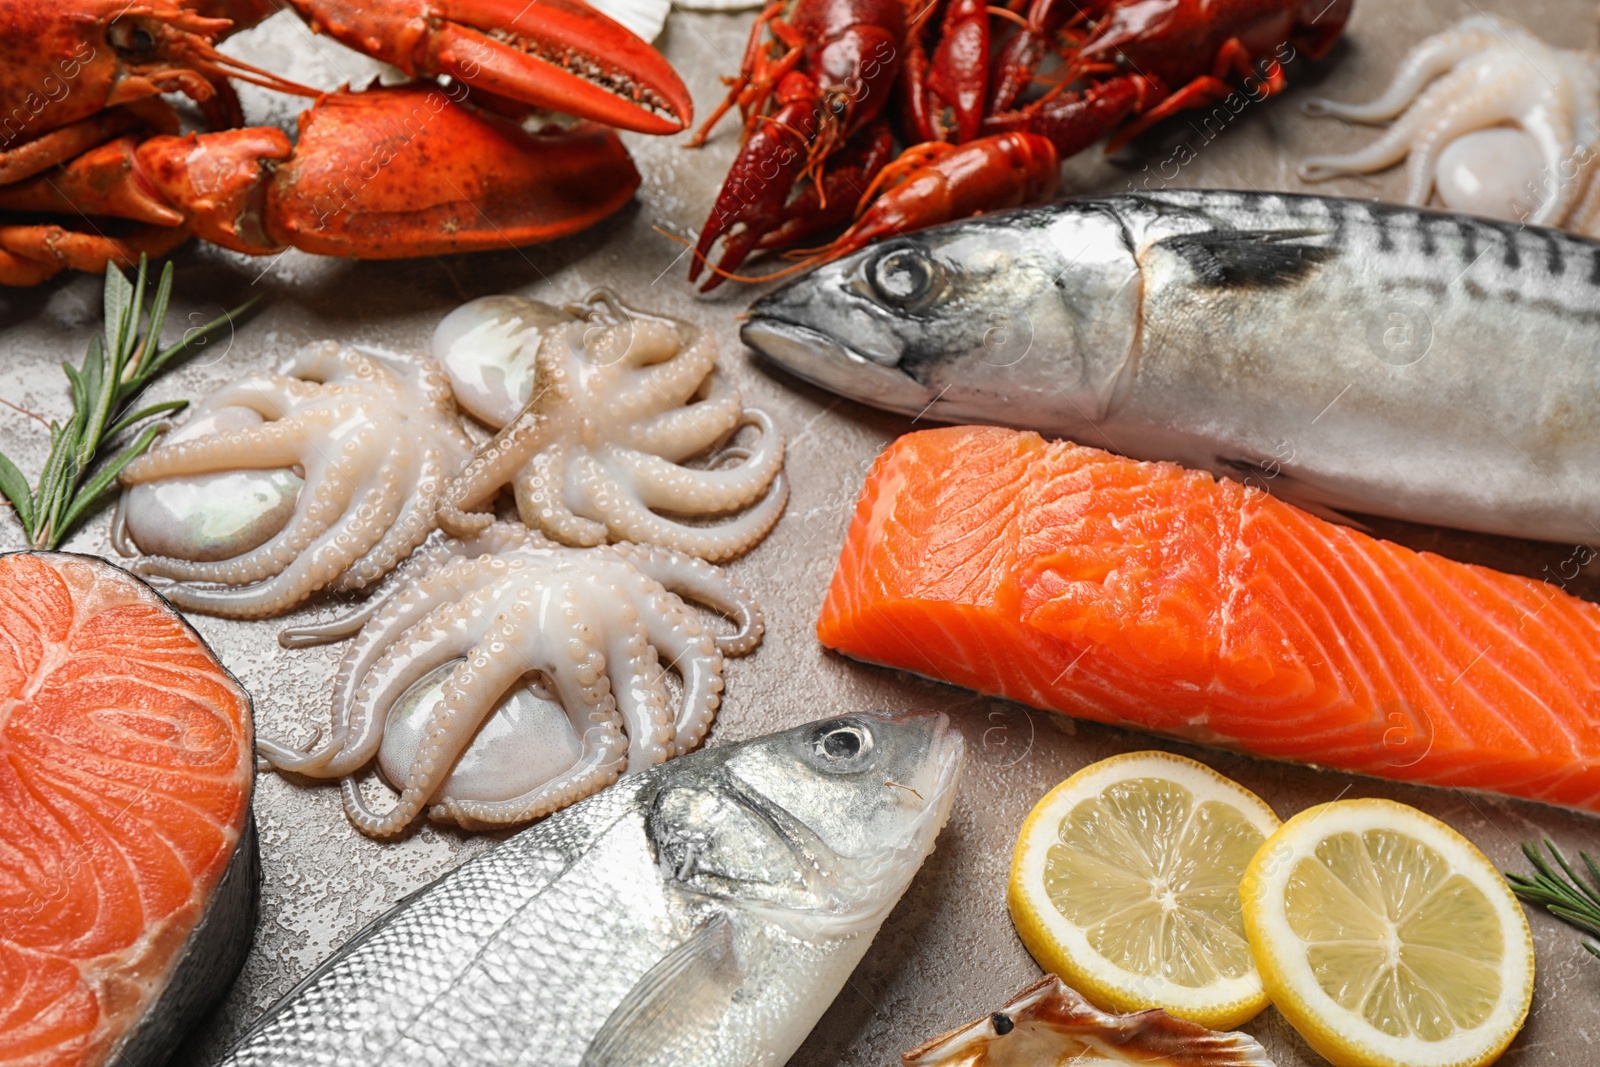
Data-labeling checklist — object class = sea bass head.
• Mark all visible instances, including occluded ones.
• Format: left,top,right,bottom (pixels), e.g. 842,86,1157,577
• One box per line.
652,710,964,937
742,204,1142,427
214,712,963,1067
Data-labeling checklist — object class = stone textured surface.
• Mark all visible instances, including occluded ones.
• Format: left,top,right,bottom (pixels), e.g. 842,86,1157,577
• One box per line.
3,2,1600,1064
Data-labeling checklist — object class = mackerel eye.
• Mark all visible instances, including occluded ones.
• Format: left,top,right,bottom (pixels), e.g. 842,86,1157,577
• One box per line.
808,718,875,772
867,247,943,311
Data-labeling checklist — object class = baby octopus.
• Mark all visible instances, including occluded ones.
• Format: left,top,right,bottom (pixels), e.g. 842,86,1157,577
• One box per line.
256,523,764,836
433,289,787,562
114,342,473,618
1299,15,1600,230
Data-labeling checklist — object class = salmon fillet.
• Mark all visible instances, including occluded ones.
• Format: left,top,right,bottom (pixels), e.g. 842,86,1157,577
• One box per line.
818,426,1600,813
0,552,256,1067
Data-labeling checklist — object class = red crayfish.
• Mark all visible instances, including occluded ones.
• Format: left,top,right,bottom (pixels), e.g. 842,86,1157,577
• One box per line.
0,0,694,285
688,0,1353,290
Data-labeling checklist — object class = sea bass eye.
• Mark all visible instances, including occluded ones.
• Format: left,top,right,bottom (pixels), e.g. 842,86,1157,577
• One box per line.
867,247,943,310
808,718,875,771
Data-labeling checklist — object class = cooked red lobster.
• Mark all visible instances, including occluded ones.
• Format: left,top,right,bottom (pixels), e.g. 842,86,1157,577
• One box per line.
689,0,1353,289
0,0,693,285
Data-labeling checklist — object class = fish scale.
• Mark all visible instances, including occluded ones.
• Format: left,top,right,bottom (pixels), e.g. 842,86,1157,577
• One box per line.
744,191,1600,544
213,713,963,1067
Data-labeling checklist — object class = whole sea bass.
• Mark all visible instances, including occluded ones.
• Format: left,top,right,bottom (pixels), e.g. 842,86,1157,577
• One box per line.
743,191,1600,544
215,712,963,1067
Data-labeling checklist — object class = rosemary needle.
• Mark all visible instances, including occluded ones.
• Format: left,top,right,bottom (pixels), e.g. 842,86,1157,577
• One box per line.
1506,838,1600,960
0,258,260,550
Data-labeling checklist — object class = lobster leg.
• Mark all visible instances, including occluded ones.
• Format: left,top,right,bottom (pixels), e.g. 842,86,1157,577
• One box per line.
1103,37,1277,151
0,224,190,286
282,0,693,134
688,1,803,147
985,0,1079,116
906,0,990,143
799,131,1057,264
754,120,895,252
984,73,1159,159
0,136,186,226
690,94,819,290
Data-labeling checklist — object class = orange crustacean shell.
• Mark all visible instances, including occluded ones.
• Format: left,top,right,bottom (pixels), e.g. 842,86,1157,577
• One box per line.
901,975,1275,1067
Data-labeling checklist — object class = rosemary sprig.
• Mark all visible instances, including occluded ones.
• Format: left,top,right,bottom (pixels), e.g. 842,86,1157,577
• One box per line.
0,257,260,550
1506,838,1600,959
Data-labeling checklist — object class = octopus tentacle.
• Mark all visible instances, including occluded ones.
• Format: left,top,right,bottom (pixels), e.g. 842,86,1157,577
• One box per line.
263,529,763,835
516,445,610,546
278,522,551,650
119,419,314,480
1304,23,1502,123
118,345,473,618
261,556,517,774
621,373,744,460
128,444,366,586
622,328,719,414
605,409,785,516
322,591,507,805
598,617,675,774
1300,66,1484,182
332,450,443,593
345,586,618,837
185,375,321,419
438,382,562,536
280,339,366,383
628,576,724,755
1568,163,1600,236
436,293,788,561
608,542,764,655
1298,17,1600,233
1516,97,1588,225
585,467,790,563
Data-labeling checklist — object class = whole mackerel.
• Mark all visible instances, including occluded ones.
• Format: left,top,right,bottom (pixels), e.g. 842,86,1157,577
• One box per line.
215,712,963,1067
743,191,1600,544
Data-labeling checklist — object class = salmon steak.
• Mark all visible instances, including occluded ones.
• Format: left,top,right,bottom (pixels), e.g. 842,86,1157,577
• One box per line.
0,552,257,1067
819,425,1600,813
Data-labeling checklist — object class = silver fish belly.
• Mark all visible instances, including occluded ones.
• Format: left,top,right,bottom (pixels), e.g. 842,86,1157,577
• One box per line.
214,712,963,1067
743,191,1600,545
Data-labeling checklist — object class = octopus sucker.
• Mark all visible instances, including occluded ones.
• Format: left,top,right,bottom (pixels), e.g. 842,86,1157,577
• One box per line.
1298,15,1600,230
258,524,764,836
117,343,473,619
433,288,788,562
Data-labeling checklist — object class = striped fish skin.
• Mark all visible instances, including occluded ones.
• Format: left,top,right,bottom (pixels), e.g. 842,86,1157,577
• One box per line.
213,712,963,1067
743,191,1600,546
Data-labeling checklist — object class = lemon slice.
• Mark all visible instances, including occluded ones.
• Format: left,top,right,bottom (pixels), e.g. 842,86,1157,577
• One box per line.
1007,751,1281,1029
1241,799,1534,1067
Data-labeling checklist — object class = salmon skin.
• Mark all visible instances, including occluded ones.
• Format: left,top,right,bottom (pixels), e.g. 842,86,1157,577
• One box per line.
744,191,1600,545
819,425,1600,814
0,552,257,1067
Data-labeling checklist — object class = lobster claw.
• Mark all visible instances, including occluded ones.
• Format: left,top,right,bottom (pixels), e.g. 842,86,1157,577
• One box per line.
287,0,693,134
139,86,642,257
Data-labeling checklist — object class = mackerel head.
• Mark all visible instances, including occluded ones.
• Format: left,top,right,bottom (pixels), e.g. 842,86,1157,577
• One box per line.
216,712,963,1067
744,190,1600,545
